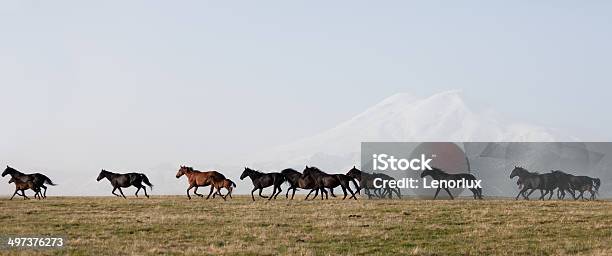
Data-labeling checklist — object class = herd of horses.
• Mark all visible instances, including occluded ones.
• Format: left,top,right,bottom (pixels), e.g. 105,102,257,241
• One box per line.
1,165,603,201
510,166,601,201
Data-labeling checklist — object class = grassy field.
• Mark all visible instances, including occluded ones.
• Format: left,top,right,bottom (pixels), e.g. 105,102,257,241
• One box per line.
0,196,610,255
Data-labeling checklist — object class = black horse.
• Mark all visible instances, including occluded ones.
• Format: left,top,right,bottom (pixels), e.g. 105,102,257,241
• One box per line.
240,167,285,201
346,166,383,199
303,166,355,200
2,166,56,199
510,166,557,200
549,170,576,199
373,172,401,199
281,168,322,200
420,167,483,200
568,174,598,200
96,169,153,198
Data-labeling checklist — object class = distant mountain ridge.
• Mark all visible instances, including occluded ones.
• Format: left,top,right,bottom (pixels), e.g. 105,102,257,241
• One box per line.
250,91,575,171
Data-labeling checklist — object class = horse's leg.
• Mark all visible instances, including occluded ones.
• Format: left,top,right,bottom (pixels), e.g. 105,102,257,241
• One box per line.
291,187,297,200
140,186,148,198
118,187,127,199
329,188,336,198
22,190,30,200
134,186,141,197
548,190,554,200
321,188,328,200
251,187,257,201
538,189,547,200
365,188,372,199
40,185,47,199
273,186,282,200
193,186,204,197
226,188,232,199
346,184,356,200
341,185,348,200
305,189,315,200
525,189,537,200
112,187,121,197
286,186,292,199
219,187,227,201
206,185,215,199
515,188,525,200
268,186,276,201
258,188,268,198
394,188,402,199
433,188,441,200
186,185,194,200
444,187,454,200
10,188,19,200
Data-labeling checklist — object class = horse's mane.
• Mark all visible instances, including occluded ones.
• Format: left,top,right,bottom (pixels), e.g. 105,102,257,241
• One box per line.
515,166,538,174
429,167,447,174
6,166,24,175
180,166,201,173
100,169,115,175
281,168,299,174
306,166,324,173
245,167,263,175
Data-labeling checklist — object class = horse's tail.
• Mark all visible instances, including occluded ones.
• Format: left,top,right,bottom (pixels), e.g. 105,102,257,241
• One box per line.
593,178,601,192
42,175,57,186
140,173,153,190
230,179,236,188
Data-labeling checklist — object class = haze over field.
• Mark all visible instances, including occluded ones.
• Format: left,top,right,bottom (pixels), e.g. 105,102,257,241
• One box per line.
1,2,612,196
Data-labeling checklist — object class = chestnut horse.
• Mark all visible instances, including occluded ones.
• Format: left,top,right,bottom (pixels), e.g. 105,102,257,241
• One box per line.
175,166,227,200
212,179,237,199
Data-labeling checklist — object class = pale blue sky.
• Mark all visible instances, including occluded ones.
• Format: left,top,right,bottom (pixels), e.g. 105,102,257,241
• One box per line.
1,1,611,172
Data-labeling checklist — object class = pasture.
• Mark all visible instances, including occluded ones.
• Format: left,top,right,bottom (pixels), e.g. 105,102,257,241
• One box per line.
0,196,610,255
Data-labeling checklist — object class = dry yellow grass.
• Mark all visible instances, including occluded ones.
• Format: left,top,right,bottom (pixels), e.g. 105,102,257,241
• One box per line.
0,196,610,255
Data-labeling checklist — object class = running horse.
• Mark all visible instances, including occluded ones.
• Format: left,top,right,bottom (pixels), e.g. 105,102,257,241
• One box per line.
175,166,227,200
212,178,237,199
96,169,154,198
9,176,42,200
421,167,483,200
240,167,285,201
2,166,56,199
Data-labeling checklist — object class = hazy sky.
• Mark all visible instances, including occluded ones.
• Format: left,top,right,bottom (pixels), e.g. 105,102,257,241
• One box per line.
1,1,612,194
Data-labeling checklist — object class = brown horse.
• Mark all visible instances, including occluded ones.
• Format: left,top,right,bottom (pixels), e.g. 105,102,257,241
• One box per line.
9,176,41,200
175,166,227,200
212,179,237,199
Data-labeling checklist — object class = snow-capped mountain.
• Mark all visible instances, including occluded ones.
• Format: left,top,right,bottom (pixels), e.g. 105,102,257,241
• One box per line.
249,90,575,171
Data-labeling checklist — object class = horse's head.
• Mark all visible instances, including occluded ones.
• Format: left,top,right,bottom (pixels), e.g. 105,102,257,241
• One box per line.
240,167,254,180
8,176,15,184
176,166,191,179
303,165,321,175
346,166,361,179
96,169,108,181
510,166,526,179
2,165,14,177
420,167,441,178
420,168,432,178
